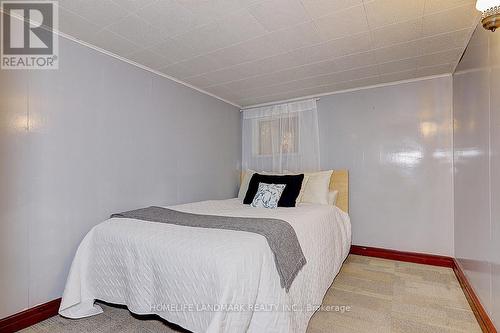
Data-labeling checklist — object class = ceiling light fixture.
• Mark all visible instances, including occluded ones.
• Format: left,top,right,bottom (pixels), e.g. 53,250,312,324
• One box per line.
477,0,500,31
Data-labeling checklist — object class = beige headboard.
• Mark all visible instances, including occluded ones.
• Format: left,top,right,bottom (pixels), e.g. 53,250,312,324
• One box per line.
330,170,349,214
240,170,349,214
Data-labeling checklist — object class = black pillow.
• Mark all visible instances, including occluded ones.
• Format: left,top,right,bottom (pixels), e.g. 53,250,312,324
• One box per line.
243,173,304,207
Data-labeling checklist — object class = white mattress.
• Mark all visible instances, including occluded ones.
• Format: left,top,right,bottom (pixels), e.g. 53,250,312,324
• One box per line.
59,198,351,333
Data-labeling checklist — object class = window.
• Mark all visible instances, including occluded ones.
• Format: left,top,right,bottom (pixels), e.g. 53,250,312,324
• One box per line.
257,115,298,156
242,98,320,172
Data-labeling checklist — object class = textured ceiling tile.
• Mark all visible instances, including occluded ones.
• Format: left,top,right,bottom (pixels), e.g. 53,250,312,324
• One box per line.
218,53,305,80
288,43,337,65
378,69,417,83
422,3,478,36
179,0,246,22
271,87,322,100
203,85,245,101
107,14,165,48
232,70,336,96
365,0,425,28
291,59,338,78
110,0,157,12
185,57,290,88
238,0,267,6
326,32,372,58
158,62,194,78
239,81,344,105
215,9,268,45
334,65,380,82
159,55,221,78
189,52,305,89
222,75,275,93
247,0,309,31
185,71,241,89
371,18,423,48
55,0,478,105
237,53,305,75
416,48,463,67
415,63,454,76
207,34,286,70
244,70,303,89
378,57,418,75
374,40,422,63
269,21,323,51
169,23,228,56
135,0,208,37
302,0,363,19
58,0,130,28
242,77,324,97
183,75,219,88
419,29,471,55
314,5,369,41
423,0,475,15
237,95,278,107
334,51,377,70
203,45,256,70
301,72,343,87
150,38,199,64
167,9,268,58
88,29,140,56
333,75,382,90
124,49,171,70
57,7,101,42
223,59,338,93
306,84,342,95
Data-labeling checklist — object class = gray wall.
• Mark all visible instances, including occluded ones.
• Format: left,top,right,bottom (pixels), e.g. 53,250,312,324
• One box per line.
453,25,500,328
318,76,454,255
0,37,241,318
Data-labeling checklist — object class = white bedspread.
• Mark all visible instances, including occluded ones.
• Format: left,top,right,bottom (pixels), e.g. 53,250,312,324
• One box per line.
59,199,351,333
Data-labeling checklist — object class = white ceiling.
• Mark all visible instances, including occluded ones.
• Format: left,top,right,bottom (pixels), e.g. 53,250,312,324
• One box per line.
54,0,479,107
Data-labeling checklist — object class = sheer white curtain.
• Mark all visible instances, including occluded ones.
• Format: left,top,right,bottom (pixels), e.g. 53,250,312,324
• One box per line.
242,99,320,173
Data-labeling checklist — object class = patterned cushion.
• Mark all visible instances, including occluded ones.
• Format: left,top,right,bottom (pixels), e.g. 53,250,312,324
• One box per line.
251,182,286,209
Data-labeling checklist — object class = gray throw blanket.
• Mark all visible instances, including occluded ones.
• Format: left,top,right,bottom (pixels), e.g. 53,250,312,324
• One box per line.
111,206,306,292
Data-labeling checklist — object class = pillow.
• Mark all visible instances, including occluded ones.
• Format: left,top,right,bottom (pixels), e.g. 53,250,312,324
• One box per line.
328,190,339,206
297,174,310,202
300,170,333,205
238,169,256,200
250,183,286,209
244,173,304,207
262,170,309,203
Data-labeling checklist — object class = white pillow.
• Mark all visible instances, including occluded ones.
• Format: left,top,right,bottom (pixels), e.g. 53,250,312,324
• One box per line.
251,183,286,209
300,170,333,205
238,169,256,200
297,174,309,202
328,190,339,206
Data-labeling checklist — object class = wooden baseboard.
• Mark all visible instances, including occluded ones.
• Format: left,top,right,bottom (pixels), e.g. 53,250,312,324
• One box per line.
0,298,61,333
453,259,497,333
350,245,454,267
350,245,497,333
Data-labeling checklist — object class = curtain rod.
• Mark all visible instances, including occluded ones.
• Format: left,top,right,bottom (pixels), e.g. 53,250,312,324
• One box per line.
241,97,320,111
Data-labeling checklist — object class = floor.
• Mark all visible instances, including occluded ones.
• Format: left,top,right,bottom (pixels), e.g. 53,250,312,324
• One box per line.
21,255,481,333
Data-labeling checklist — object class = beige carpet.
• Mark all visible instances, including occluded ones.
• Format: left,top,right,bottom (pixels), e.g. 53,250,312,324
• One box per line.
21,255,481,333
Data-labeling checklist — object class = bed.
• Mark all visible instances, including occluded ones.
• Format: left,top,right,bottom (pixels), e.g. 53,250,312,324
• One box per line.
59,170,351,333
